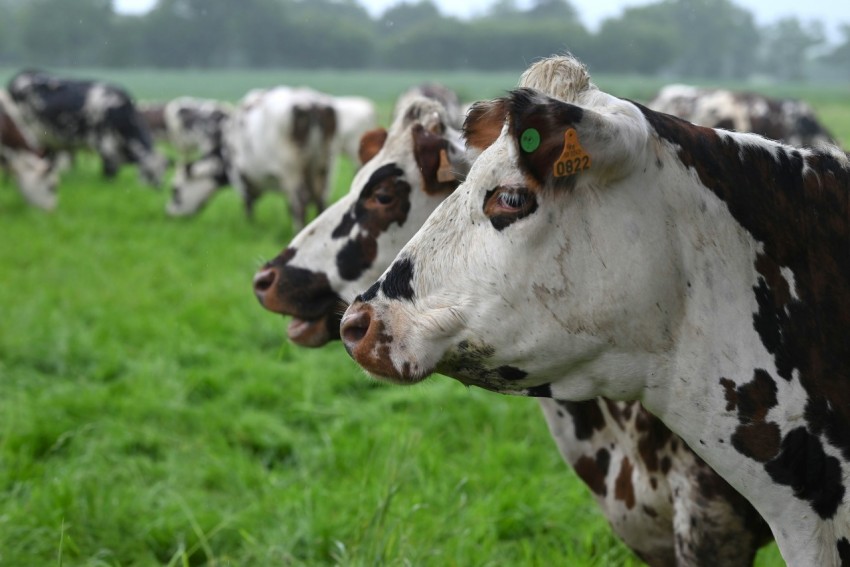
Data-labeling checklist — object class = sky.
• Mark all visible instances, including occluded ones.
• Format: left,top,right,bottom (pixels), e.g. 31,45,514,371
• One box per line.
114,0,848,41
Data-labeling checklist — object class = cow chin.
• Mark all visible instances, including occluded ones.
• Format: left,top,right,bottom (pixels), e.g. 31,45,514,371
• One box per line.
286,312,341,348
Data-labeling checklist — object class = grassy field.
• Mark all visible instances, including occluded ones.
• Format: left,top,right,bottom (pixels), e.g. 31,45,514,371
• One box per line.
3,67,847,566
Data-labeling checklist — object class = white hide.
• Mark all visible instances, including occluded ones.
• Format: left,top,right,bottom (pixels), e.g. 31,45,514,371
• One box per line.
333,96,378,165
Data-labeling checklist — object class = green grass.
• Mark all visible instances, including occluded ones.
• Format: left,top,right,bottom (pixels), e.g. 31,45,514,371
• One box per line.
0,152,654,566
3,67,844,566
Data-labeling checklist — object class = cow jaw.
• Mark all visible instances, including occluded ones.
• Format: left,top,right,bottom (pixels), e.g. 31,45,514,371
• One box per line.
287,314,339,348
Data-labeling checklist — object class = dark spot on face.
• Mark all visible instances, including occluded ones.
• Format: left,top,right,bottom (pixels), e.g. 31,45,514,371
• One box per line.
331,163,412,282
357,280,381,303
381,257,415,301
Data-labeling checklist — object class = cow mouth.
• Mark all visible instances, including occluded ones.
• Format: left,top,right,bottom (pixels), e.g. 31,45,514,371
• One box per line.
285,304,345,348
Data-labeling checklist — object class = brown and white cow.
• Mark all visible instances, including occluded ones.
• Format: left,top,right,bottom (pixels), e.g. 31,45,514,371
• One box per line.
253,94,469,347
649,84,837,148
163,96,233,163
0,89,58,210
167,86,338,228
255,70,771,566
342,55,850,565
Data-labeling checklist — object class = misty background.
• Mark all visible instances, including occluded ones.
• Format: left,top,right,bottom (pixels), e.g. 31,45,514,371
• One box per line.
1,0,848,82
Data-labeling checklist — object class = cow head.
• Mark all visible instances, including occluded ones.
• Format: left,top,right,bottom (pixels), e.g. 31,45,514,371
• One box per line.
4,150,59,210
340,84,684,396
166,151,228,216
253,95,470,348
137,147,170,188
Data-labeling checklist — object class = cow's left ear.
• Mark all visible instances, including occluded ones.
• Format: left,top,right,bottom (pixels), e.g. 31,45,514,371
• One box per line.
507,87,649,190
358,128,388,165
412,123,462,195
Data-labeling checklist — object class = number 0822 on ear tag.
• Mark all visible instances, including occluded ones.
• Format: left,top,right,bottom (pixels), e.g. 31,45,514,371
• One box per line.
553,128,591,177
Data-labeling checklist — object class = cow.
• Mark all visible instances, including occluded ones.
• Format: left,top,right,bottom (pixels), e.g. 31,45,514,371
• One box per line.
340,55,850,565
167,86,338,229
0,89,58,210
163,96,233,163
252,94,469,348
649,84,837,148
254,72,771,566
395,83,465,130
7,69,167,187
333,96,378,166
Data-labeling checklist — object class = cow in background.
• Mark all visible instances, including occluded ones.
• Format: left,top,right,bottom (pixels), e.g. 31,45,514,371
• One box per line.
395,83,465,130
163,96,233,164
167,86,338,229
649,84,837,148
7,69,168,187
0,89,58,210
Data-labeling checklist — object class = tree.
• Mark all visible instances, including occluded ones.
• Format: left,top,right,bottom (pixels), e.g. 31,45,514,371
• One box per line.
19,0,114,66
819,24,850,78
760,18,825,82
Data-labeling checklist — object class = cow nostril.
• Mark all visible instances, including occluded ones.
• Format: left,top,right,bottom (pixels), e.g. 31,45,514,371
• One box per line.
253,267,278,298
341,308,371,347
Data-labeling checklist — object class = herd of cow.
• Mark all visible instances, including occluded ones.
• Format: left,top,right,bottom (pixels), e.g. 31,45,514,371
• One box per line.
5,57,850,565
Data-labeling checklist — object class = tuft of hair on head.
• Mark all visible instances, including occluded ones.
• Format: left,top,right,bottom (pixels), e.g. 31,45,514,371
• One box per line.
518,53,595,103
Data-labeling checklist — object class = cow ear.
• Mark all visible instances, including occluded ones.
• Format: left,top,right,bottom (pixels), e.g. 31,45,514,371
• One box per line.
463,98,508,154
412,123,461,195
507,88,592,189
358,127,388,165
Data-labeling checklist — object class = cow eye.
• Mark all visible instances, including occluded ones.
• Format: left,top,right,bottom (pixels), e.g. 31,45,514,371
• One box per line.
497,191,527,212
483,186,538,230
372,187,396,206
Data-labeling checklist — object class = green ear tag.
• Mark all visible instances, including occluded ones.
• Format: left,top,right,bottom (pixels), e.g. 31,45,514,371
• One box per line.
520,128,540,153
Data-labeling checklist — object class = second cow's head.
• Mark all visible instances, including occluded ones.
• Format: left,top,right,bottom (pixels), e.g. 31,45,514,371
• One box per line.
253,95,470,347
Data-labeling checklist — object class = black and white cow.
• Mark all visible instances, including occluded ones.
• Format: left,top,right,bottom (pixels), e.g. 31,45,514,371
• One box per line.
167,86,338,229
7,69,167,187
254,70,772,566
333,96,378,166
649,84,837,148
342,55,850,565
0,89,58,209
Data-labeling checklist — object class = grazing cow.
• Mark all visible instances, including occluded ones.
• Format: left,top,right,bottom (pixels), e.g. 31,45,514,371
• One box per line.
255,72,771,565
0,89,58,209
649,84,837,148
333,96,378,165
163,96,233,163
167,86,338,229
253,94,469,347
341,55,850,565
395,83,465,130
7,70,167,187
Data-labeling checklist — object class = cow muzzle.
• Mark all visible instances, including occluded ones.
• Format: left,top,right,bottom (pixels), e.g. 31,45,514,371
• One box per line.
253,258,344,348
341,301,414,384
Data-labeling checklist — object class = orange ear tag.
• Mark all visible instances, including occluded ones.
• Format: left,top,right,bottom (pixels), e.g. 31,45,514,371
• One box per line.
436,149,455,183
553,128,591,178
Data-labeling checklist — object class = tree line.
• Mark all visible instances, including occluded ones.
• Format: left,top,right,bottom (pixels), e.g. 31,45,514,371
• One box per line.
1,0,849,81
